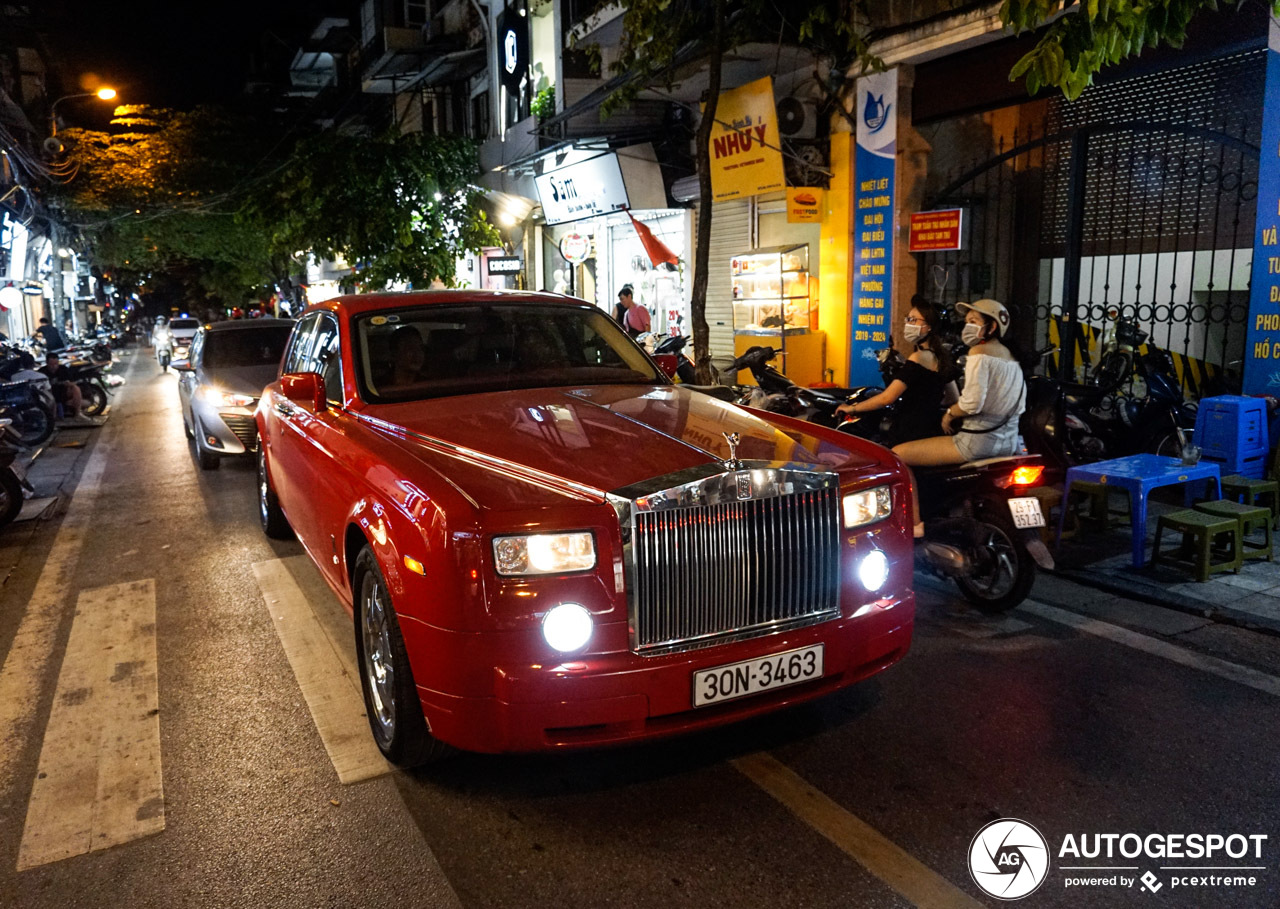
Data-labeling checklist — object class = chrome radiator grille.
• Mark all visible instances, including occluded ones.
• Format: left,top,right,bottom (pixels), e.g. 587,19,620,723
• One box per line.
627,469,842,655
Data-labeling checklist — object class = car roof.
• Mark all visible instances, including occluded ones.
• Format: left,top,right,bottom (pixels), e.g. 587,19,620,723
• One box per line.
299,290,589,321
201,318,296,333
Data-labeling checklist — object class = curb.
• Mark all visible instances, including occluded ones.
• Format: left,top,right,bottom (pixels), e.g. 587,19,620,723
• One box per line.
1054,567,1280,639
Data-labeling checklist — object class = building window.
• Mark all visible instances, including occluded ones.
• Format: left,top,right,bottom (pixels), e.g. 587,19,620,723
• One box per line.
360,0,376,46
405,0,429,27
471,91,490,141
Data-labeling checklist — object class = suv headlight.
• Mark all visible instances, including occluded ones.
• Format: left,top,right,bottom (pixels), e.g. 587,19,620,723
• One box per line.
199,387,256,407
842,485,892,529
493,531,596,576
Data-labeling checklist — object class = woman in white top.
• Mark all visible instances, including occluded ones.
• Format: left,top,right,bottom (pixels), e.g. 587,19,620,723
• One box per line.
892,298,1027,534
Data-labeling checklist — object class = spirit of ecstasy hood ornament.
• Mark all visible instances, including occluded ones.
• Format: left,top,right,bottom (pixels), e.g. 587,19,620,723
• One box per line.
722,432,742,471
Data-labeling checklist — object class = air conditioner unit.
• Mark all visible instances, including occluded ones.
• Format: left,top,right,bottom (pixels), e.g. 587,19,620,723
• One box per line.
776,96,818,139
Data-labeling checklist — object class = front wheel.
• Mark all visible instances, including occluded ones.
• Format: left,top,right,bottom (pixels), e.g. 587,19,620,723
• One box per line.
256,448,292,539
80,382,107,416
353,547,449,766
14,405,54,446
953,501,1037,613
0,469,23,528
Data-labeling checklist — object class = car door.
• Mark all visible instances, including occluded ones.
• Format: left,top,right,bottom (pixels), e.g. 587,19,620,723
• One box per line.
178,328,205,429
266,312,325,551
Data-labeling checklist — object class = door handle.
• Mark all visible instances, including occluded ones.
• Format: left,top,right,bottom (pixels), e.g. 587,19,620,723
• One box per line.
275,401,294,418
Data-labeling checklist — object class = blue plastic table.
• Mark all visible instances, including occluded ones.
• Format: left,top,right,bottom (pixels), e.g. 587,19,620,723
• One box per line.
1058,454,1222,568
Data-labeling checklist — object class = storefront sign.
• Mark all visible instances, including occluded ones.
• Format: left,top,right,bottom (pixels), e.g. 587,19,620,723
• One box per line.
496,9,529,95
559,233,591,263
786,188,824,223
708,77,786,203
486,256,523,275
908,208,964,252
535,153,630,225
1244,20,1280,394
850,68,898,386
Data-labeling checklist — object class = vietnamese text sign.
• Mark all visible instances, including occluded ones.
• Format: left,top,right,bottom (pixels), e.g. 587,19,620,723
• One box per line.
850,68,897,387
708,77,786,203
1245,20,1280,395
787,188,824,223
535,153,630,225
909,209,964,252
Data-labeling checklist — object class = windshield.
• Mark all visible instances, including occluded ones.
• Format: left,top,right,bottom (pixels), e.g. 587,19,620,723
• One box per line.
354,304,665,403
202,326,292,369
169,319,201,331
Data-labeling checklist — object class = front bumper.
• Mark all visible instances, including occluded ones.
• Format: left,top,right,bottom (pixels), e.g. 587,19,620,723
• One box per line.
402,595,914,753
192,400,259,455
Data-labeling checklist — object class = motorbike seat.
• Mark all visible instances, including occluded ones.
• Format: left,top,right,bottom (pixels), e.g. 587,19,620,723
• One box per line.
913,454,1041,476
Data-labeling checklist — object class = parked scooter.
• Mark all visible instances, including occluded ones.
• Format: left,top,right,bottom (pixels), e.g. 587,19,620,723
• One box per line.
0,416,34,528
728,343,1052,612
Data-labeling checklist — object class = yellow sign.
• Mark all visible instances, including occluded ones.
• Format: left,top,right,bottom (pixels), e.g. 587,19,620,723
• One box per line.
708,77,785,202
787,187,824,223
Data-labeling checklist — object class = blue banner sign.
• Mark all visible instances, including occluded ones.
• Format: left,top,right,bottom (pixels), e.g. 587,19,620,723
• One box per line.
1243,20,1280,395
851,68,898,387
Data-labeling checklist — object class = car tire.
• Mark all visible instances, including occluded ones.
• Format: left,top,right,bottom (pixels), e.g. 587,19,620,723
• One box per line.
182,410,194,440
256,447,292,539
353,547,449,767
0,470,23,528
197,445,220,471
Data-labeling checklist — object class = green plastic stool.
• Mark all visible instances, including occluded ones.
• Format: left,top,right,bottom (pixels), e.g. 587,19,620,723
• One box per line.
1152,509,1242,582
1220,475,1280,529
1065,480,1131,529
1194,499,1273,563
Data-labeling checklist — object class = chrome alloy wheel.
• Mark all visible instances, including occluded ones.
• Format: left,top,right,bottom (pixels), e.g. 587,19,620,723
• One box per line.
257,450,270,524
360,573,396,742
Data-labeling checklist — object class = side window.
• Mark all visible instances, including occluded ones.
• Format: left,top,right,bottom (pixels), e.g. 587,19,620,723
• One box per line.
312,315,344,406
190,330,205,366
284,314,321,374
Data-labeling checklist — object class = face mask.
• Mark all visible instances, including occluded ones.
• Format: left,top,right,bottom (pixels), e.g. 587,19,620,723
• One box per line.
903,324,924,345
962,323,985,347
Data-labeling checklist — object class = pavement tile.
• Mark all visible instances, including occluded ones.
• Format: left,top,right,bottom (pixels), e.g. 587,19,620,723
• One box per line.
1212,573,1280,592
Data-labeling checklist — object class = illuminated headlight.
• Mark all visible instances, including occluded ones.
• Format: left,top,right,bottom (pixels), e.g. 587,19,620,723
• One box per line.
858,549,890,592
493,531,596,576
541,603,593,653
842,485,892,528
199,387,256,407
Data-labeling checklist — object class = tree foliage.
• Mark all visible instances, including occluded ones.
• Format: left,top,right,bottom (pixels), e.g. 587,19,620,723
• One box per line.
56,105,282,311
246,130,500,290
1006,0,1280,100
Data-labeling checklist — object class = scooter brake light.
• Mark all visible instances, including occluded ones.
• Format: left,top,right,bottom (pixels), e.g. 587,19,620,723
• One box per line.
995,465,1044,488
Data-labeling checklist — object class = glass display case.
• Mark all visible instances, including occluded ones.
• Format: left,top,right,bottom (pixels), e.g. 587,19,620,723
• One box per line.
730,244,811,335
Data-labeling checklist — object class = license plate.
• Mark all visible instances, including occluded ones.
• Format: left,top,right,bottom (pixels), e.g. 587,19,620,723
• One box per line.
1008,496,1045,529
692,644,824,708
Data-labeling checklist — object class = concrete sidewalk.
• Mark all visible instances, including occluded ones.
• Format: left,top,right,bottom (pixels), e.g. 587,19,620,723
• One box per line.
1051,493,1280,637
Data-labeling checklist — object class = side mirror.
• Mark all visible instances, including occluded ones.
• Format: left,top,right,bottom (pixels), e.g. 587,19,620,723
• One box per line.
281,372,326,412
653,353,679,380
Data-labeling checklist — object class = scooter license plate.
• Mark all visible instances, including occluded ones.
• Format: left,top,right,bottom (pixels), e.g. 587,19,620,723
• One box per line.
1008,496,1045,529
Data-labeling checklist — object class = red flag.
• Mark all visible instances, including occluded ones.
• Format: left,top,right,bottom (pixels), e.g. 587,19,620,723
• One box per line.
625,209,679,267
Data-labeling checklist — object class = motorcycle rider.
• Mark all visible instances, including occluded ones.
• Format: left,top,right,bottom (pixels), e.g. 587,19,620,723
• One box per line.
836,299,958,446
892,299,1027,536
152,316,173,370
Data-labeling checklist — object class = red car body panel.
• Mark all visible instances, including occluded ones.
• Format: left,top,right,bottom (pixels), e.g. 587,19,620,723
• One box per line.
257,291,915,753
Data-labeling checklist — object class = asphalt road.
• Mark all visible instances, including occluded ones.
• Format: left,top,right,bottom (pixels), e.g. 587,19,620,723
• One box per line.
0,348,1277,909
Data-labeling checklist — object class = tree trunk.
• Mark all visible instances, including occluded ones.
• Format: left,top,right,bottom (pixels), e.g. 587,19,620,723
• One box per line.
690,0,727,385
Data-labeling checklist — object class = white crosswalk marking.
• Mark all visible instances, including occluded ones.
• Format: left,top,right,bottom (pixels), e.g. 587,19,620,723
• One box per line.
252,558,391,784
17,579,164,870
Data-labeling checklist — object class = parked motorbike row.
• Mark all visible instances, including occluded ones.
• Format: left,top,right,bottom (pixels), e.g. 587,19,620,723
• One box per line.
0,334,123,531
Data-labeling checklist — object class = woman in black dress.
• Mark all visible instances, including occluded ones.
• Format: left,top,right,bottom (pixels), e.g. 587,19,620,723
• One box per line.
837,299,956,446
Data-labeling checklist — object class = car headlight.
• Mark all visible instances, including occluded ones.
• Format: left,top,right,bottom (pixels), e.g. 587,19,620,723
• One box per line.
858,549,890,592
542,603,593,653
198,387,256,407
493,531,596,576
842,485,892,528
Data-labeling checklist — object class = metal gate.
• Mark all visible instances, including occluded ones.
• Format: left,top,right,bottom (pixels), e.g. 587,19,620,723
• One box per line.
916,50,1264,396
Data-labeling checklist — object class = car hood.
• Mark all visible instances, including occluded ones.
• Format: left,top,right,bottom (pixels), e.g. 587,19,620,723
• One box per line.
198,365,279,399
361,385,877,498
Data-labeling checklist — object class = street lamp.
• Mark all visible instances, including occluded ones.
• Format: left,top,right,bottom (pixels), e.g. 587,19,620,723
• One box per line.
49,87,117,137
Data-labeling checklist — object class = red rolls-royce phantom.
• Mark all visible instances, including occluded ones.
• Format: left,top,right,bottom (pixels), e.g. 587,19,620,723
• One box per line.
255,291,914,764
